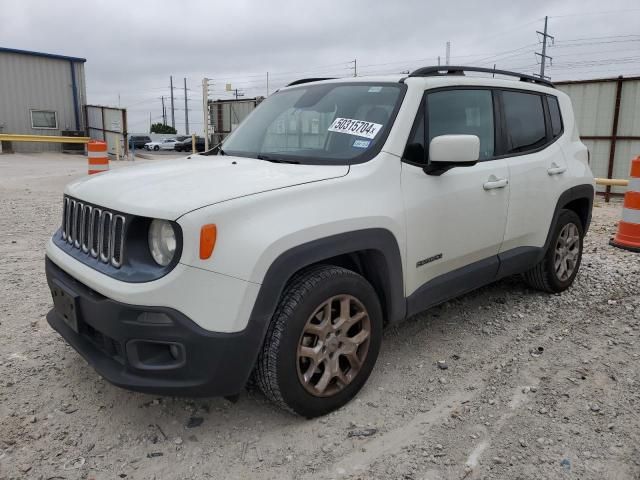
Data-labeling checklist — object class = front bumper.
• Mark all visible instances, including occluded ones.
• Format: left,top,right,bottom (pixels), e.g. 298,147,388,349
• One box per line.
45,258,264,397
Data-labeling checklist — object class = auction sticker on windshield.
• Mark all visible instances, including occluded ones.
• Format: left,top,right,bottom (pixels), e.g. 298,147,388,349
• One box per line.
328,118,383,139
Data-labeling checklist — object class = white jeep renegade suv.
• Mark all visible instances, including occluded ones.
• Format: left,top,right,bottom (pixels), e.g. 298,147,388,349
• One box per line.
46,66,594,417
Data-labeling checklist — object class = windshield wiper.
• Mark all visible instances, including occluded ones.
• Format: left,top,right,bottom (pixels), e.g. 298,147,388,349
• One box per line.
256,154,299,164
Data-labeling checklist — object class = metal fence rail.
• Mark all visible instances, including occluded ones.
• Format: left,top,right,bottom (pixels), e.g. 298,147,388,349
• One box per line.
0,133,90,144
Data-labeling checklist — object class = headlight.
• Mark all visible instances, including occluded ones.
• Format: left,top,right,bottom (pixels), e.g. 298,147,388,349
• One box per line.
148,219,177,266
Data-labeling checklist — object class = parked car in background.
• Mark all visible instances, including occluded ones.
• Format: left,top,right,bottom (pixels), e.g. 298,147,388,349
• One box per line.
128,135,151,149
174,136,206,152
144,138,180,151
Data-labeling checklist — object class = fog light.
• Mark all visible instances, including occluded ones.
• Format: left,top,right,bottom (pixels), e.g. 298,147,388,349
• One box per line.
169,344,180,360
126,340,185,370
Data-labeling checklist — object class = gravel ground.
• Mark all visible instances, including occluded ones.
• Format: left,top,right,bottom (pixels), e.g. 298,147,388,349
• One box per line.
1,153,639,480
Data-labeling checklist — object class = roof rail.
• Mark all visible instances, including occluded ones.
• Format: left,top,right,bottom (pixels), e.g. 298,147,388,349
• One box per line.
286,77,336,87
408,66,554,88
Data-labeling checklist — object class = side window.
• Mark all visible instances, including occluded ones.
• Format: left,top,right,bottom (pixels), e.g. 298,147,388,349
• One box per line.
502,91,547,153
548,96,563,138
427,90,495,160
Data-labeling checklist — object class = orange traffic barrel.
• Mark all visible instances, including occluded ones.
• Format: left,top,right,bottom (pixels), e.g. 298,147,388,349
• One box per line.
87,140,109,175
610,156,640,252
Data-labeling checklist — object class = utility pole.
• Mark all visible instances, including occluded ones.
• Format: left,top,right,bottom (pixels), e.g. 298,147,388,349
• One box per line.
349,59,357,77
536,16,554,79
170,75,175,129
202,78,210,151
183,77,189,135
149,112,152,132
161,96,166,125
445,42,451,65
437,56,441,66
234,88,245,100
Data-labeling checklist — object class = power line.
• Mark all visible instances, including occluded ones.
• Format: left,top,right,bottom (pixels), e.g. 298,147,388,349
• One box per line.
548,8,640,19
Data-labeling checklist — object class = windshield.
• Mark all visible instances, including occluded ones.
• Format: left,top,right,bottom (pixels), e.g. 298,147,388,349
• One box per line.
220,82,405,164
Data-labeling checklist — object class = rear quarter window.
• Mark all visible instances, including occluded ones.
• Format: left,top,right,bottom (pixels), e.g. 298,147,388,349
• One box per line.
548,96,563,138
502,91,547,154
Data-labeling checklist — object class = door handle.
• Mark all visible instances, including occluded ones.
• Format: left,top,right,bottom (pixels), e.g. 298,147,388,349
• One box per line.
483,177,508,190
547,163,567,175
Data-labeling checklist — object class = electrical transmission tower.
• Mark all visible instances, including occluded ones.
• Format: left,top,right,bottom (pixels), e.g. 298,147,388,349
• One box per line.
535,16,554,79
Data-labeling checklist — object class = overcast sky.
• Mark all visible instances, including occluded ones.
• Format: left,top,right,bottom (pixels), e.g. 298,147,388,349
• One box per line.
3,0,640,135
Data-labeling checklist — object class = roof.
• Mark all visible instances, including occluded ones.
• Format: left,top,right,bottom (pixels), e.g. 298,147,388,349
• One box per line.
0,47,86,63
281,74,557,95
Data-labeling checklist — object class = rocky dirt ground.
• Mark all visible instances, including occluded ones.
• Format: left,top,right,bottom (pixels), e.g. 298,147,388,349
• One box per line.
1,153,639,480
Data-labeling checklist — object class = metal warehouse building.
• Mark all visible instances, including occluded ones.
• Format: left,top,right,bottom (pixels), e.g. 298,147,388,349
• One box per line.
0,47,87,153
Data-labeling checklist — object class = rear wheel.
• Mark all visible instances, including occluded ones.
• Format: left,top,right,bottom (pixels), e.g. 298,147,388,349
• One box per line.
256,265,382,417
524,209,584,293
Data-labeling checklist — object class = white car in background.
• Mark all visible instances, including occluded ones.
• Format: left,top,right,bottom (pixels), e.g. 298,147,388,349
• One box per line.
144,138,179,151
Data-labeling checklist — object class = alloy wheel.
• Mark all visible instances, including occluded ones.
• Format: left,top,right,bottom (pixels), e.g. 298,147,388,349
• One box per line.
296,295,371,397
554,223,580,281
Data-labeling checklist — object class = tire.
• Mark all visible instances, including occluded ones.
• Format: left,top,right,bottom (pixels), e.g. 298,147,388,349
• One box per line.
153,145,159,151
524,209,584,293
255,265,383,418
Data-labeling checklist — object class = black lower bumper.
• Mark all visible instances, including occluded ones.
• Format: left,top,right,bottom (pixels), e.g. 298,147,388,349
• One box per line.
45,257,264,397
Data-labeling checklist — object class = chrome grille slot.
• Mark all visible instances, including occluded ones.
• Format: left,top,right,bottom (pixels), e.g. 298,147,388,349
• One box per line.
61,197,69,240
90,208,101,258
67,199,75,244
111,215,126,267
73,201,83,248
99,212,112,263
60,196,126,268
81,204,92,252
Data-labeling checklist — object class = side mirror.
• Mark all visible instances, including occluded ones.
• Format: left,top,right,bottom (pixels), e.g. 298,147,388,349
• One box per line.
429,135,480,164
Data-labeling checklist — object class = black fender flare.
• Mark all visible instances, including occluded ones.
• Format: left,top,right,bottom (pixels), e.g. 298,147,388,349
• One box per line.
540,183,595,260
239,228,405,381
251,228,405,327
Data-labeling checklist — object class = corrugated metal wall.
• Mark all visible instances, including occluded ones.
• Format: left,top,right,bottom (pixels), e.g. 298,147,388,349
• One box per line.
86,105,127,156
0,51,87,152
208,98,263,144
557,77,640,195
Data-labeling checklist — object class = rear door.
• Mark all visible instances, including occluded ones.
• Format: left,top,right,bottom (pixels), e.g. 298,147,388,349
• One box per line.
401,88,509,308
498,90,568,253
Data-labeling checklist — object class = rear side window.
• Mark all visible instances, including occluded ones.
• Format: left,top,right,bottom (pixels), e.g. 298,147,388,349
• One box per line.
502,91,546,154
427,90,495,160
548,96,563,137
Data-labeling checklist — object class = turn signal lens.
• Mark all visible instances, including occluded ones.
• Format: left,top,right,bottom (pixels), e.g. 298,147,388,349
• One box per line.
199,224,217,259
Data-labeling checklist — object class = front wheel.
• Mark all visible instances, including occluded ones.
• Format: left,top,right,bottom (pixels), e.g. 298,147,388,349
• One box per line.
153,145,159,151
524,209,584,293
255,265,383,418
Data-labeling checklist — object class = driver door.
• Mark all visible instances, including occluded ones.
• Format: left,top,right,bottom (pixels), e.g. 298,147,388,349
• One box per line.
401,88,509,311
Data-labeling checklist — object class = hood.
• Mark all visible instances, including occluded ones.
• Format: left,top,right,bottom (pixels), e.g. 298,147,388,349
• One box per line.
65,155,349,219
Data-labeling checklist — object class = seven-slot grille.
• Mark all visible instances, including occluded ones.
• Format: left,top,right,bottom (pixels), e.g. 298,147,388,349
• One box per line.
61,197,126,268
